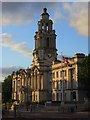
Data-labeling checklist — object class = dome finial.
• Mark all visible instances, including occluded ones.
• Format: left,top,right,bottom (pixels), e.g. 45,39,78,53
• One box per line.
43,8,47,13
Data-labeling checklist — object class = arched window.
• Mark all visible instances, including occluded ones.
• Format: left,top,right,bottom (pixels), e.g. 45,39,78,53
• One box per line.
42,23,44,32
46,23,48,31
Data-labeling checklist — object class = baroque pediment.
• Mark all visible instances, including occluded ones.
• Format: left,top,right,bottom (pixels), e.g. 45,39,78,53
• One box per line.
31,65,40,73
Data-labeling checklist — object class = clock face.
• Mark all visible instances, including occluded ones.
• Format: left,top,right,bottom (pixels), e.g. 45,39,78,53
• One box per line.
48,53,52,58
45,53,53,61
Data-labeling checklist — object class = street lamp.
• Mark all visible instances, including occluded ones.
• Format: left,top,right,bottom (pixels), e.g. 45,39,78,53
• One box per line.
24,70,28,111
47,70,52,102
48,70,52,101
61,70,65,104
25,69,30,111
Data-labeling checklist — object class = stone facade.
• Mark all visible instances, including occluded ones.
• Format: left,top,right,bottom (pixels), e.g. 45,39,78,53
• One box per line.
12,69,31,104
12,8,86,104
52,53,85,102
30,8,57,102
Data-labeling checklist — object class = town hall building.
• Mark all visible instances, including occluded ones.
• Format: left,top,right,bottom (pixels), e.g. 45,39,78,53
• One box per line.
12,8,86,104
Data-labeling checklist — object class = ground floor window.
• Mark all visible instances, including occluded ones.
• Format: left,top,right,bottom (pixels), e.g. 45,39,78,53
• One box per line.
56,92,59,101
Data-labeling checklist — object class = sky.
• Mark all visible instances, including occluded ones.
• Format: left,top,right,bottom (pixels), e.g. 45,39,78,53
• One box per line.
0,2,88,81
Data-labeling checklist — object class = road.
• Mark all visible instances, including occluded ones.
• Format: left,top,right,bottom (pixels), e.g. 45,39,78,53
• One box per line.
1,111,90,120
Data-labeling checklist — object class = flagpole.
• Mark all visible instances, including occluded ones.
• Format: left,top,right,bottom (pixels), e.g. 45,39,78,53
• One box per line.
61,52,64,104
61,53,73,104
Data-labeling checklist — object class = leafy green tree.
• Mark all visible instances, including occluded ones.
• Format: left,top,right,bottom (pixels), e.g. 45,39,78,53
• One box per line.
78,54,90,98
2,75,12,103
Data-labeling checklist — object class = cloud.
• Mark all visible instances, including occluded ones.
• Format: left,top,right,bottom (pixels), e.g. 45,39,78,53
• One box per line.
63,3,88,36
2,0,59,2
1,2,57,25
1,2,33,25
0,33,32,57
0,66,22,81
1,2,88,37
52,6,63,23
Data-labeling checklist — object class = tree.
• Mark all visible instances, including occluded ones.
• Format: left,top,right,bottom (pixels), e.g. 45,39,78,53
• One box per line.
78,54,90,98
2,75,12,103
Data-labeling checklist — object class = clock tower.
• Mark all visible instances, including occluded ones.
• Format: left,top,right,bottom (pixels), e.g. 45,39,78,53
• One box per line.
33,8,57,64
31,8,57,102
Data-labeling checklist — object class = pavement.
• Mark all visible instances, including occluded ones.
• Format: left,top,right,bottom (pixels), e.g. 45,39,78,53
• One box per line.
1,111,90,120
1,103,90,120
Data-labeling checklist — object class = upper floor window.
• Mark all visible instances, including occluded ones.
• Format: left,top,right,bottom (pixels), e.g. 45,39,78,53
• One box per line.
57,81,59,89
13,81,15,91
56,71,58,78
60,71,62,77
60,70,67,77
64,70,67,77
60,80,62,89
42,23,44,32
46,23,49,31
47,37,49,48
56,92,59,101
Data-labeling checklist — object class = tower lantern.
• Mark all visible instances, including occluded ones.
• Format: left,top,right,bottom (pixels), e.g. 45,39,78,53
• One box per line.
43,8,47,13
41,8,49,20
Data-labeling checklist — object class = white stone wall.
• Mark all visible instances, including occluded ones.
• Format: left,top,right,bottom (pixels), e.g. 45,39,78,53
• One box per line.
52,54,85,102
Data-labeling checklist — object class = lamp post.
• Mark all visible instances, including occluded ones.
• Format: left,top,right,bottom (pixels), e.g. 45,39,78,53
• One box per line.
16,74,18,104
49,81,52,101
25,69,30,111
47,69,52,102
48,70,52,101
61,70,65,104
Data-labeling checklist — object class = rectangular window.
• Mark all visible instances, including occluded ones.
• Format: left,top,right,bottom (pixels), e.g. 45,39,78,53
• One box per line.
57,93,59,101
36,94,37,101
57,81,59,89
39,76,41,90
60,71,62,77
14,81,15,91
60,70,67,77
35,74,37,89
58,81,60,90
60,80,62,89
47,37,49,48
56,71,58,78
41,76,43,89
64,80,67,89
55,81,57,89
34,93,35,101
64,70,67,77
61,93,62,101
72,68,75,79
